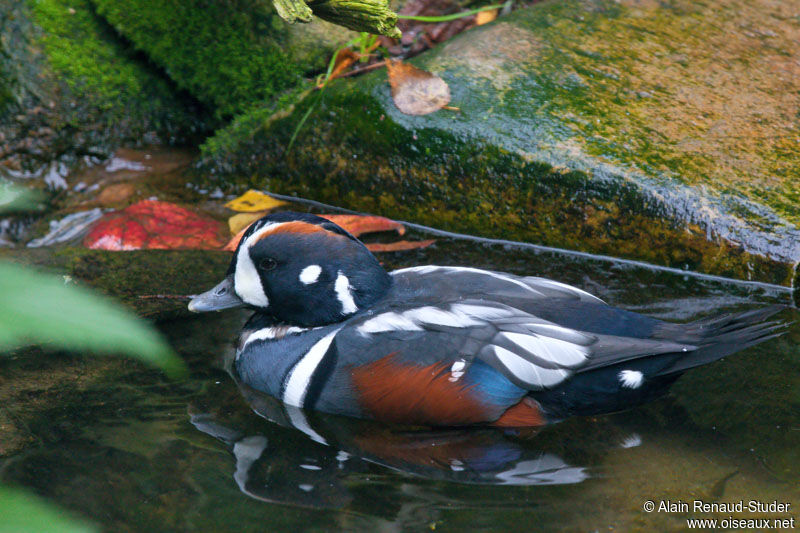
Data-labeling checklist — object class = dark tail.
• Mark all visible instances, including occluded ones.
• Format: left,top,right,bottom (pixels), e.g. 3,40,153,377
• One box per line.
654,305,788,375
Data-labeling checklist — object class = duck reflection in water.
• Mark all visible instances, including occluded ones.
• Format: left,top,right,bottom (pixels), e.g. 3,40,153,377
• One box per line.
189,380,655,507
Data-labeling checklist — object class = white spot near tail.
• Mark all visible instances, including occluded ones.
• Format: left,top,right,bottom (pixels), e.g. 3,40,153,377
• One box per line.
299,265,322,285
335,271,358,314
618,369,644,389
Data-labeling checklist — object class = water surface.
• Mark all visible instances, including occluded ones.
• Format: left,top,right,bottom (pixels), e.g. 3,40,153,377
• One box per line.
1,231,798,531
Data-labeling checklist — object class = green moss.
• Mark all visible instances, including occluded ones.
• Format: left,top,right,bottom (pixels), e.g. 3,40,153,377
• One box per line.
89,0,309,119
0,0,210,173
31,0,207,131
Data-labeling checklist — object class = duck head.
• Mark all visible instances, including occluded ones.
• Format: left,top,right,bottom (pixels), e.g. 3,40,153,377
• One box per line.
188,212,393,327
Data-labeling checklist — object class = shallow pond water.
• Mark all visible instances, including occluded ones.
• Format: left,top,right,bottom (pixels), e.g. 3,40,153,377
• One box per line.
1,225,798,531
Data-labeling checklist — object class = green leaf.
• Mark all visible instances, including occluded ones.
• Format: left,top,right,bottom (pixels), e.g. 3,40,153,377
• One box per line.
0,486,97,533
0,262,185,377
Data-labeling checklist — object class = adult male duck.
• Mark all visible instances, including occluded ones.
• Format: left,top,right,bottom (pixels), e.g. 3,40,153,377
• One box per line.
189,212,784,427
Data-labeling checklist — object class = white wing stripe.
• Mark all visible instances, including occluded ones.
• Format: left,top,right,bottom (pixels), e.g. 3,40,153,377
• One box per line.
358,304,515,334
493,346,570,388
358,312,424,334
523,277,605,303
499,332,589,367
392,266,545,296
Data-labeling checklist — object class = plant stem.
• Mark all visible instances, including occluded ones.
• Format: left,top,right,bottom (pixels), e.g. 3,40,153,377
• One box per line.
396,3,504,22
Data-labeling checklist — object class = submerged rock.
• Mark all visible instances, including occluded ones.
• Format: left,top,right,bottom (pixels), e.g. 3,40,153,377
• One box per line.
0,247,231,320
200,0,800,287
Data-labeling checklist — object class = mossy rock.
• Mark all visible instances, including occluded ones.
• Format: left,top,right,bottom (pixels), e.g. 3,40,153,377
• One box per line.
0,0,211,176
199,0,800,287
89,0,356,119
0,247,231,320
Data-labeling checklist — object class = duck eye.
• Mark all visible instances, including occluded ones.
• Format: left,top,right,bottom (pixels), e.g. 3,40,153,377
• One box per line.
259,257,277,271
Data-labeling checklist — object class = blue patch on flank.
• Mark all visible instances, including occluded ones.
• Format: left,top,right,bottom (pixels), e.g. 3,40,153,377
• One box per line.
466,359,526,408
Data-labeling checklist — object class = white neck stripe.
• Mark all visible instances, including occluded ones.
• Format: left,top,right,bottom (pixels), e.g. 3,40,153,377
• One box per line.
282,328,341,407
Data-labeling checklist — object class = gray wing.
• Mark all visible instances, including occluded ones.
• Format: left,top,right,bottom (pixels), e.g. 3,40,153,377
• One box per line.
390,266,605,304
339,298,695,391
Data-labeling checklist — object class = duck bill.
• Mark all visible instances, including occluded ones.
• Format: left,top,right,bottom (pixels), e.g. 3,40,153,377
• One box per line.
188,276,244,312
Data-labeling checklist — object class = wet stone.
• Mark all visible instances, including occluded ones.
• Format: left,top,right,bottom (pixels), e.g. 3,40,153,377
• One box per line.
200,0,800,288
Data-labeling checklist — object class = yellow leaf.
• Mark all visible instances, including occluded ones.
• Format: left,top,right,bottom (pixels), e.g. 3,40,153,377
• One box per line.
224,190,287,212
475,9,498,25
228,211,269,235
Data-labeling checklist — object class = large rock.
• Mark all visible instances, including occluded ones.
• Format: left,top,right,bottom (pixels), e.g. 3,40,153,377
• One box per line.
0,0,210,176
200,0,800,287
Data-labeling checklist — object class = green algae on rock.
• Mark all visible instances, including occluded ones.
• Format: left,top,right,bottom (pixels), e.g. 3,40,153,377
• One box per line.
0,0,210,176
89,0,356,119
199,0,800,287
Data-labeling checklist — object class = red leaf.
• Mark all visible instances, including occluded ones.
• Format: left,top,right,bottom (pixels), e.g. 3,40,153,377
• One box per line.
365,239,435,252
84,200,226,250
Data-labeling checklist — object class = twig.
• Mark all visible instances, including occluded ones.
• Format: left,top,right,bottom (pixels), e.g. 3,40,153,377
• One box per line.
138,294,193,300
335,61,388,79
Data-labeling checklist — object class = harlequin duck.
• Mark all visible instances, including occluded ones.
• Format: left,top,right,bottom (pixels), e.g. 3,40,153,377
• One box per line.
189,212,784,427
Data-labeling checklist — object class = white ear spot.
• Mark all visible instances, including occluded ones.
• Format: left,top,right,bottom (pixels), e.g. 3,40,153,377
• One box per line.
299,265,322,285
618,370,644,389
335,271,358,314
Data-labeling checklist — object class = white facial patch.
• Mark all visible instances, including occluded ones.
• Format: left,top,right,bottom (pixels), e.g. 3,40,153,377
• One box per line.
234,222,285,307
618,369,644,389
299,265,322,285
334,271,358,314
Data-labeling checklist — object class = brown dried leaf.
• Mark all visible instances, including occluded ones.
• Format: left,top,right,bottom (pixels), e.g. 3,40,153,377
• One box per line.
319,214,405,237
95,183,135,206
223,213,407,252
318,48,359,88
386,59,450,115
365,239,435,252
